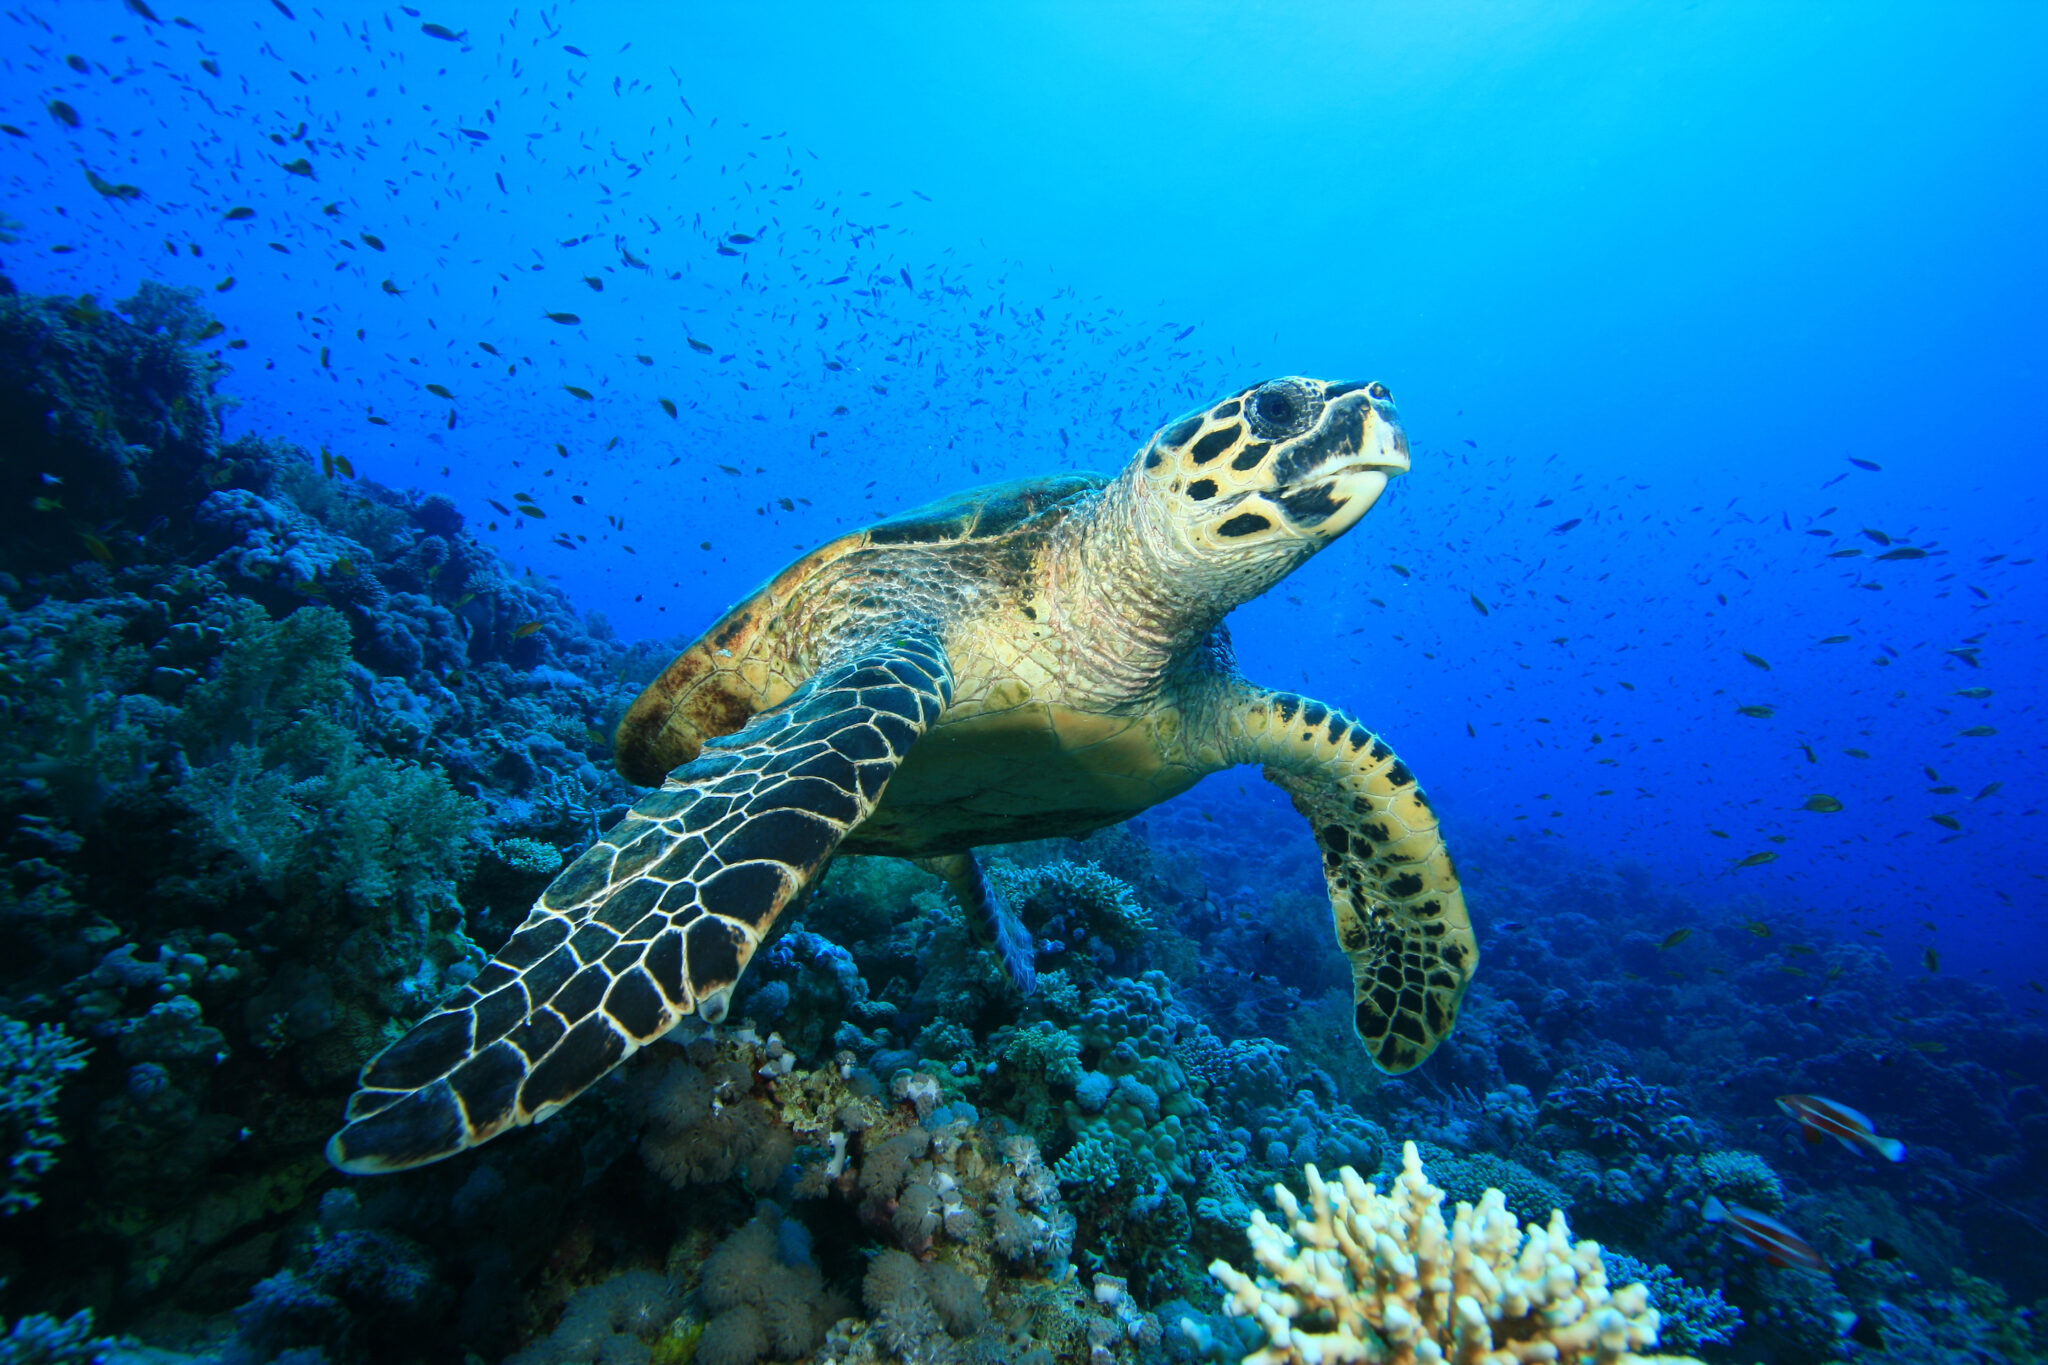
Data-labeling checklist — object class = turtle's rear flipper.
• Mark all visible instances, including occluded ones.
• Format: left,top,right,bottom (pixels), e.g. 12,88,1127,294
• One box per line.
1226,685,1476,1075
916,852,1037,996
327,636,955,1175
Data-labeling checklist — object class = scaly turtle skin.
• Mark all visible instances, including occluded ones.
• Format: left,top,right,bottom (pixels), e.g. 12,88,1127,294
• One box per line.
329,376,1478,1174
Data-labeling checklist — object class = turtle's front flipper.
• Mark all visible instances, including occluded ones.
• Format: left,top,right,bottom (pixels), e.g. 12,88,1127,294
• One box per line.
327,635,954,1175
914,852,1036,995
1223,685,1476,1074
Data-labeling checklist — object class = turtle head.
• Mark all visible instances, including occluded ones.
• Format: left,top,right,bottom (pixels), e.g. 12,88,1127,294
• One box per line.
1130,377,1408,600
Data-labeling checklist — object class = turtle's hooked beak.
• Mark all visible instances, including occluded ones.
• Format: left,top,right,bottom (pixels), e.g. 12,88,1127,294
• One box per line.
1268,386,1409,538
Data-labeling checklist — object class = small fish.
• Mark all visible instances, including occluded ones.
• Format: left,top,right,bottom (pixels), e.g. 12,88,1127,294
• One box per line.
545,312,582,325
381,279,404,296
84,168,141,199
1953,687,1992,698
329,557,355,577
1703,1197,1828,1271
563,386,593,401
1974,782,2002,801
1742,651,1771,671
1775,1094,1905,1162
1843,747,1871,759
333,454,354,478
1907,1039,1946,1053
1929,813,1961,831
584,275,604,291
488,499,512,516
516,502,546,518
688,336,713,353
1659,928,1692,950
1875,546,1926,561
1735,853,1778,869
1849,457,1882,471
659,398,677,418
1800,794,1844,813
1743,920,1773,937
421,22,467,42
479,341,500,356
511,621,544,638
49,100,81,129
281,157,315,178
1469,593,1489,616
79,532,113,563
1736,704,1775,718
1819,635,1851,644
426,383,454,400
223,206,255,220
728,232,756,244
1958,726,1996,737
361,232,385,251
636,354,654,365
1548,518,1581,535
1923,948,1940,973
1389,564,1410,577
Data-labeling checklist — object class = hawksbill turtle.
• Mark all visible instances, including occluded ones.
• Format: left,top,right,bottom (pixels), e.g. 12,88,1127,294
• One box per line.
328,376,1477,1174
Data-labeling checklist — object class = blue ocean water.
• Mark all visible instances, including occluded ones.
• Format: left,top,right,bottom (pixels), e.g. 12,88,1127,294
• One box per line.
0,3,2043,1362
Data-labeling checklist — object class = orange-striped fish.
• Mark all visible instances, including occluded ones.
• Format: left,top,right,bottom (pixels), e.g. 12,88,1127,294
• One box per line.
1775,1094,1906,1162
1703,1196,1828,1271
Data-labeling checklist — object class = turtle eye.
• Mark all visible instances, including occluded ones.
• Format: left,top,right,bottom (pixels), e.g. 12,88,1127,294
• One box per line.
1246,380,1320,440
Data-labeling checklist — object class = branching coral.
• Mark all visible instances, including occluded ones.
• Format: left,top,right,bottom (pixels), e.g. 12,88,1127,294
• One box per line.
990,858,1154,949
1203,1142,1704,1365
0,1015,91,1215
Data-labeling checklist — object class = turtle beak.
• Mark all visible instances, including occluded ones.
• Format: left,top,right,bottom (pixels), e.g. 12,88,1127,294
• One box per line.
1268,391,1408,536
1329,389,1409,479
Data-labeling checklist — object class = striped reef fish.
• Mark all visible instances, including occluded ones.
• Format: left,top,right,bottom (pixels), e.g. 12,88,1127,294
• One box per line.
1775,1093,1906,1162
1703,1196,1829,1272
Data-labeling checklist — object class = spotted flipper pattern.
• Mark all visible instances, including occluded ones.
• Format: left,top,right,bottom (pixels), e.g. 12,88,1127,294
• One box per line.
1227,686,1475,1073
326,636,953,1174
914,852,1037,995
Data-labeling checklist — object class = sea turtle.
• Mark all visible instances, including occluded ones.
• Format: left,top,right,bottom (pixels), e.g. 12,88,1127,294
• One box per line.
328,376,1478,1174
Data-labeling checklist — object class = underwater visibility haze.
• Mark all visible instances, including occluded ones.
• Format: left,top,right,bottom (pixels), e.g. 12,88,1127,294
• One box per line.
0,2,2043,1362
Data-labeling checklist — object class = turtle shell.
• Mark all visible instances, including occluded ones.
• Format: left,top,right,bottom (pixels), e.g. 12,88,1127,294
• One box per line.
613,472,1106,786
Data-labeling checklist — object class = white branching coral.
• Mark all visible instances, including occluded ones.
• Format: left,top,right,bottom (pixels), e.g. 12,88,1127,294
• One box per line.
1202,1141,1704,1365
